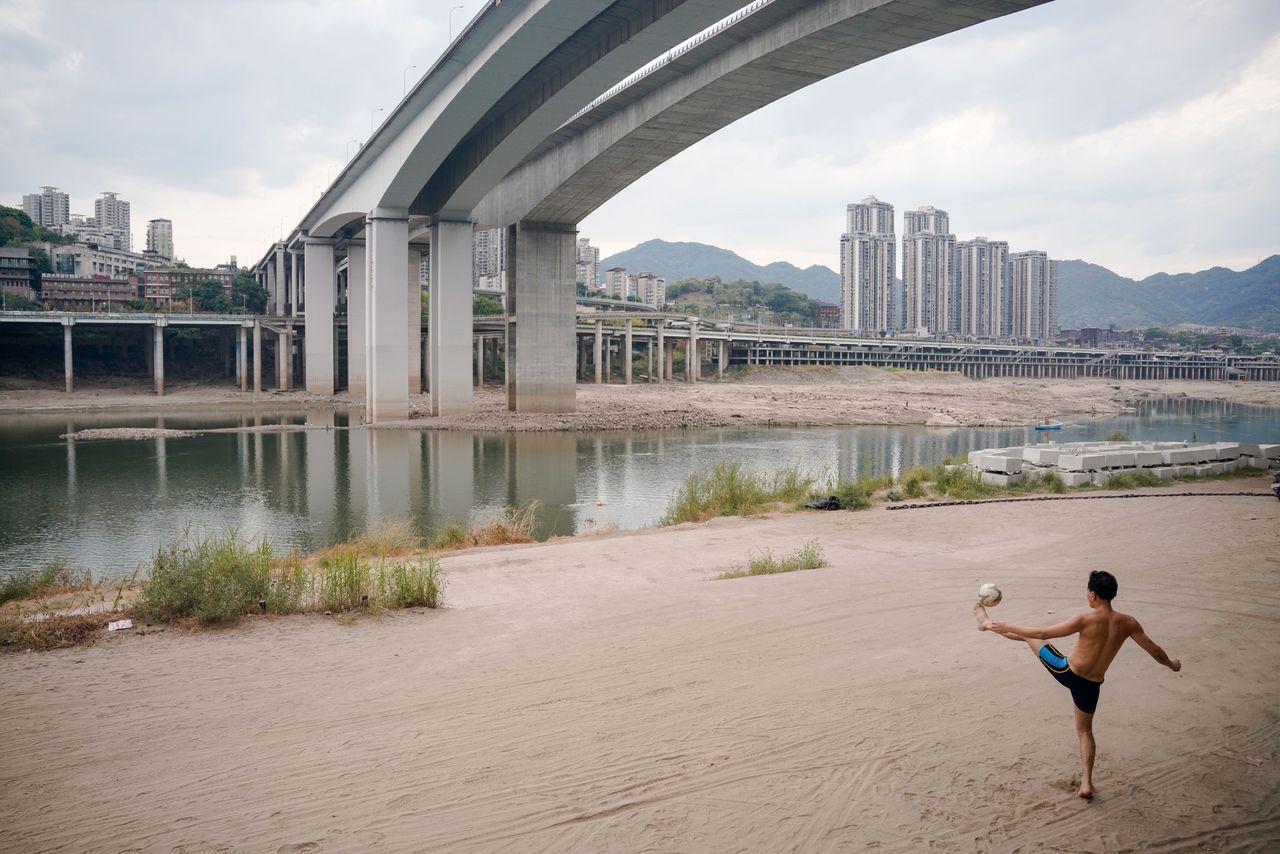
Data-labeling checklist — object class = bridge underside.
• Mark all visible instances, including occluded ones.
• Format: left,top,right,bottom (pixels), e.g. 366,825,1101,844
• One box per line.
262,0,1053,422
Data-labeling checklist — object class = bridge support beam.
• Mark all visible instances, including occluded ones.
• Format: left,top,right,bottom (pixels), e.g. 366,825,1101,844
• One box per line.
624,320,633,385
153,322,165,396
505,222,576,413
655,321,665,384
347,243,367,397
273,245,287,316
304,238,336,395
368,210,411,423
62,320,73,393
237,324,247,391
428,220,474,415
593,320,602,384
408,247,423,395
252,321,262,393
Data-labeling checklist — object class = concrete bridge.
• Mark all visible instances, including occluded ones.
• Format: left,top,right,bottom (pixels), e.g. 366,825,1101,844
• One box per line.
5,309,1277,399
251,0,1049,422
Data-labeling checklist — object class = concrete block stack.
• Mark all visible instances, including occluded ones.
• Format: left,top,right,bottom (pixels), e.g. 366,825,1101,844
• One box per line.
959,438,1277,489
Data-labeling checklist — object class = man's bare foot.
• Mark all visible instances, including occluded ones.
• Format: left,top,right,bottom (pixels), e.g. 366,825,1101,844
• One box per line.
1077,783,1094,800
972,602,992,631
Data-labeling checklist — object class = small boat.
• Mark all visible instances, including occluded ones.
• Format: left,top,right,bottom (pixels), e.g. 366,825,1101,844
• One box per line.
1034,420,1063,431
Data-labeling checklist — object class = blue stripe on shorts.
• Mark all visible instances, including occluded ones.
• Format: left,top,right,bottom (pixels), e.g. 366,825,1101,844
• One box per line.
1038,644,1070,672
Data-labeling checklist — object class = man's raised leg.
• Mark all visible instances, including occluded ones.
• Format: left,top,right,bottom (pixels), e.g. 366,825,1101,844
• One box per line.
1074,707,1096,799
972,602,993,631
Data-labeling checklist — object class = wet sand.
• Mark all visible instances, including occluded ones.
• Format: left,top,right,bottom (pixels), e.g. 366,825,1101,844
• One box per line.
1,482,1277,852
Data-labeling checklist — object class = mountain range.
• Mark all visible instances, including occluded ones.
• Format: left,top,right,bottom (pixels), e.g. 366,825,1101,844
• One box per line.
599,239,1280,332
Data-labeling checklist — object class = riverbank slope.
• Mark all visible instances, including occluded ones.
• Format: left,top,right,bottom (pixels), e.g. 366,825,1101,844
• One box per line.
2,484,1276,851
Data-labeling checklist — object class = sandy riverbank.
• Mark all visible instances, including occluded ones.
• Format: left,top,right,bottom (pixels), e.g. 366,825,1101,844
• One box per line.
4,367,1279,431
2,483,1277,851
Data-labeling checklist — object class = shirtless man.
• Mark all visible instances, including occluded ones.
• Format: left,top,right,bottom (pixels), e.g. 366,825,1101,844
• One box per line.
972,570,1181,799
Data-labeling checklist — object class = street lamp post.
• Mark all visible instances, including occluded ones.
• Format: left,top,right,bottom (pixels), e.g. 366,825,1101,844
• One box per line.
403,65,417,96
449,5,466,40
371,107,384,133
346,139,362,161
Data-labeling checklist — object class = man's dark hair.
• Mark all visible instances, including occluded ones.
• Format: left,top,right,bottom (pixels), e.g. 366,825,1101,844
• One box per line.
1088,570,1118,601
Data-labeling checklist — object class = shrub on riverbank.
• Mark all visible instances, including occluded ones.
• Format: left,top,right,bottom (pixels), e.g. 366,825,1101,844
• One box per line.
0,561,92,607
429,502,541,550
661,462,814,525
134,531,445,625
716,539,827,580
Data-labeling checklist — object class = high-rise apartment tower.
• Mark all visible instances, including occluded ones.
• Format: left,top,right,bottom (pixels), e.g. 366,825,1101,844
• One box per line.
21,187,70,229
955,237,1010,337
146,218,174,260
901,206,956,334
840,196,896,333
1009,251,1058,340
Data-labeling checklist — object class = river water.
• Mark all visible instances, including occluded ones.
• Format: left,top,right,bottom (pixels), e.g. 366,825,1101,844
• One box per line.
1,398,1276,579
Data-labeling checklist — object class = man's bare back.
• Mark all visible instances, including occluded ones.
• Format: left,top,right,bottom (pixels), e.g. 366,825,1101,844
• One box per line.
972,570,1181,799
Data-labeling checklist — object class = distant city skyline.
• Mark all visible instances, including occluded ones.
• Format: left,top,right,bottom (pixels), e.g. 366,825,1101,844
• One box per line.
2,0,1276,277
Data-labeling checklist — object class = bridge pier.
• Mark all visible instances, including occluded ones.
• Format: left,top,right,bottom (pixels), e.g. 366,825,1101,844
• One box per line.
62,320,73,393
593,319,602,384
719,340,726,378
688,322,698,383
152,321,165,396
303,238,336,395
505,222,576,413
237,324,247,391
408,245,424,395
273,245,287,316
624,320,633,385
252,321,262,394
347,243,366,396
367,210,411,422
655,321,665,384
428,221,473,415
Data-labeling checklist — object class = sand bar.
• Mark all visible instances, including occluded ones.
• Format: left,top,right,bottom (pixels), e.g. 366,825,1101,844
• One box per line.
2,482,1277,852
4,369,1279,431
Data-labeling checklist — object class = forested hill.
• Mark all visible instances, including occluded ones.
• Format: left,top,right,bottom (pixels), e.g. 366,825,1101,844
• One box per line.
1057,256,1280,331
600,239,841,304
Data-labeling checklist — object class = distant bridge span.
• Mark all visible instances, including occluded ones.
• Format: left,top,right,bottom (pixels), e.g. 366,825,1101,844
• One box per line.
253,0,1049,422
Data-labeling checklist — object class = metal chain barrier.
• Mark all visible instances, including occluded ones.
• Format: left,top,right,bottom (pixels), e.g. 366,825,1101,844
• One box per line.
885,492,1274,510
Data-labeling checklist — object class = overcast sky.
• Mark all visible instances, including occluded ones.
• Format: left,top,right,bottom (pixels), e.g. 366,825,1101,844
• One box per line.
2,0,1277,279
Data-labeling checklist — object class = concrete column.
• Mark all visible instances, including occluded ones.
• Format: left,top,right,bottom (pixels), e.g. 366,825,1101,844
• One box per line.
593,319,603,384
277,328,289,390
303,238,336,395
62,321,73,393
604,335,612,381
578,336,588,379
718,339,726,378
367,210,411,422
237,324,247,391
346,243,367,397
252,321,262,393
287,250,298,316
274,245,287,316
427,221,473,415
153,321,165,395
624,320,633,385
647,340,655,382
666,341,674,380
475,336,484,386
408,246,423,395
655,321,665,384
265,259,278,316
505,221,576,413
688,322,699,383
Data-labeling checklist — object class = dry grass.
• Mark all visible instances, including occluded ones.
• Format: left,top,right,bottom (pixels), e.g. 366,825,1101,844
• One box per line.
0,612,116,651
430,502,541,550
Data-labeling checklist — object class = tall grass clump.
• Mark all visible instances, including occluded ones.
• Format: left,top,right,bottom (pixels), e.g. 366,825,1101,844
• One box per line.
317,548,367,612
375,558,445,609
136,530,273,624
1105,430,1133,442
345,517,421,558
1104,470,1162,489
0,560,91,606
933,465,1001,500
717,539,827,580
467,502,540,547
661,462,812,525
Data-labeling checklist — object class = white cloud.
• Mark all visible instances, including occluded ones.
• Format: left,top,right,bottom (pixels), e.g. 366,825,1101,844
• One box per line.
1,0,1277,278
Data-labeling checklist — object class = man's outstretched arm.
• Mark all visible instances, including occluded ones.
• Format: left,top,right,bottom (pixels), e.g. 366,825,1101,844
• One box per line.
988,613,1085,641
1130,620,1182,672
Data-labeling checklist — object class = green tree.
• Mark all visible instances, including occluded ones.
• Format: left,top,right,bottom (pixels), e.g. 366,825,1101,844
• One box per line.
473,294,505,315
232,269,267,313
192,280,232,313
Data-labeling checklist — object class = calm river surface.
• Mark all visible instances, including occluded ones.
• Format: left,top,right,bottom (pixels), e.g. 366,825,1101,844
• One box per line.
1,398,1276,579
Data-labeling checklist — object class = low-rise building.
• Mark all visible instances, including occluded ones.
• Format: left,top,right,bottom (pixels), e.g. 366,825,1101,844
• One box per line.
0,248,40,303
141,266,234,308
40,275,140,307
53,243,148,280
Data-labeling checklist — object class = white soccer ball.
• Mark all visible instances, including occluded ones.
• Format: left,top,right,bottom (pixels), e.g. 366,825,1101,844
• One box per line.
977,582,1003,607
